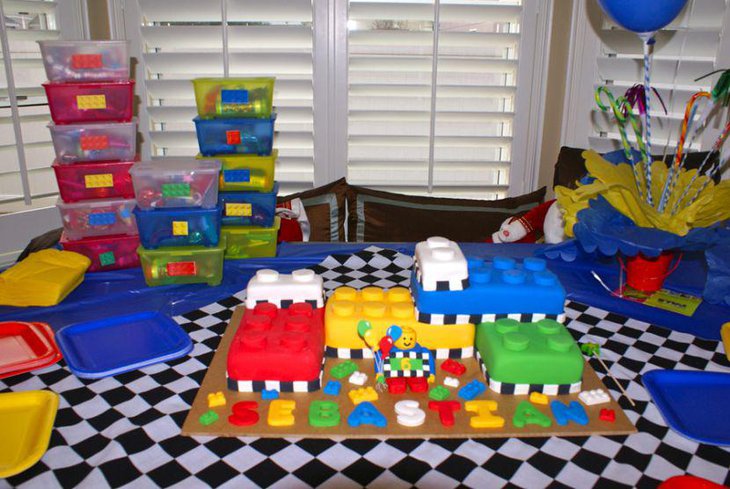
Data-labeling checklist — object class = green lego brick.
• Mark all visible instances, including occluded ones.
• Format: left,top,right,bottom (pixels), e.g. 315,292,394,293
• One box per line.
475,318,583,386
99,251,116,267
161,183,191,197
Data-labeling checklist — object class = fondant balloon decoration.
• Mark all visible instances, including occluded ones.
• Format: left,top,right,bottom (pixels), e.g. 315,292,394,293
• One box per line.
596,0,688,34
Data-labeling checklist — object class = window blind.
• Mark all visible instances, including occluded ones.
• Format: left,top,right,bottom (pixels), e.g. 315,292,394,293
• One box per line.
347,0,522,200
133,0,315,194
0,0,59,205
589,0,728,155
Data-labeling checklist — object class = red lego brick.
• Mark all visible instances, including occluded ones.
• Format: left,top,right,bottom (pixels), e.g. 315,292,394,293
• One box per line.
166,261,197,277
226,130,242,145
71,54,103,69
80,135,109,151
599,408,615,423
441,359,466,376
227,302,325,383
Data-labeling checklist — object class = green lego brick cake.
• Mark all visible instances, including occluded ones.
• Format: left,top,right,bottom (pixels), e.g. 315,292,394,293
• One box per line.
475,318,584,387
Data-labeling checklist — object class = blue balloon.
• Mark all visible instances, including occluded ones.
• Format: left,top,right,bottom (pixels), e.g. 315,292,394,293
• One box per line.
597,0,688,34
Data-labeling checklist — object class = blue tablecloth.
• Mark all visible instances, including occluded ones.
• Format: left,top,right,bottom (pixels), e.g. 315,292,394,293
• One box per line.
1,242,727,339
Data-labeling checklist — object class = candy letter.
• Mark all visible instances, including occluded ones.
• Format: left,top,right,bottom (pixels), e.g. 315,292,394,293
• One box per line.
394,400,425,427
513,401,552,428
228,401,259,426
347,401,387,428
428,401,461,427
268,399,296,427
309,400,340,427
550,400,589,426
465,400,505,428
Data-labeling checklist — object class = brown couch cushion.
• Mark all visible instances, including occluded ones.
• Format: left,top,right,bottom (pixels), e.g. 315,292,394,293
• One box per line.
277,177,348,241
347,185,547,242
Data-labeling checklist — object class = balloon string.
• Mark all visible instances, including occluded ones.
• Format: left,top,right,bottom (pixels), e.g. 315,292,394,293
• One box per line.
643,38,654,206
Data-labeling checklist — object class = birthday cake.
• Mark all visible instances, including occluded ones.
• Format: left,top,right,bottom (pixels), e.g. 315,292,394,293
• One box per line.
227,237,582,396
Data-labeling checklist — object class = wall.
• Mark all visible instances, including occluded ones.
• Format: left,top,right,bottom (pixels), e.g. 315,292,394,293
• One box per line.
537,0,574,199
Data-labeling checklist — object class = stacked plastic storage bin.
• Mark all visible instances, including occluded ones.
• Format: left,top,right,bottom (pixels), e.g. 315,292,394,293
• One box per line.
39,40,140,272
192,78,280,260
130,158,224,287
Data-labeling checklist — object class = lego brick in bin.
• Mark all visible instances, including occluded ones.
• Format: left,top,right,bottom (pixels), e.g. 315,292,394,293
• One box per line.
134,205,222,249
53,159,135,203
130,158,221,209
137,243,224,287
42,80,134,124
60,232,140,272
202,150,276,193
192,77,275,119
221,217,280,260
218,182,278,227
38,40,129,82
411,256,567,317
194,115,275,156
57,197,137,240
49,120,136,164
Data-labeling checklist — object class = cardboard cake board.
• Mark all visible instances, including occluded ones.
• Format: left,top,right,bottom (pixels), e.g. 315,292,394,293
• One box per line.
182,307,636,439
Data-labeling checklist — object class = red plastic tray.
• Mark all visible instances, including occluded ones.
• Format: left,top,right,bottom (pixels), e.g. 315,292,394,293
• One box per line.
0,322,62,379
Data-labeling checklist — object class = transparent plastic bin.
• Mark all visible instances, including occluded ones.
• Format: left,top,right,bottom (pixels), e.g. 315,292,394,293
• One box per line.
57,197,138,240
60,232,140,272
197,151,276,192
43,80,135,124
194,115,275,156
134,205,222,249
221,217,280,260
130,158,221,210
218,183,278,227
50,120,136,163
38,40,130,82
137,243,225,287
192,77,275,119
53,159,136,203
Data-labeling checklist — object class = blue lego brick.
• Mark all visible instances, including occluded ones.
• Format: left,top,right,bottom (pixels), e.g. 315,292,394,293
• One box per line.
323,380,341,396
458,379,486,401
261,389,280,400
221,89,249,104
88,212,117,226
411,256,566,315
223,169,251,183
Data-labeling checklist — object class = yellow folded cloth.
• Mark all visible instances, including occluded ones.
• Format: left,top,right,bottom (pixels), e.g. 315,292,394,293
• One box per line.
0,249,90,307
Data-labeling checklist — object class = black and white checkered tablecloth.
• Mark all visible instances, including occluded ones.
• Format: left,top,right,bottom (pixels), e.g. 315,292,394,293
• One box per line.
2,247,730,489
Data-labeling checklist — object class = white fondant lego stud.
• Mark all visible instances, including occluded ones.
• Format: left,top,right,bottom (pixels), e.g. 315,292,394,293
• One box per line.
414,237,469,291
245,268,324,308
395,400,426,427
349,371,368,386
443,376,460,388
578,389,610,406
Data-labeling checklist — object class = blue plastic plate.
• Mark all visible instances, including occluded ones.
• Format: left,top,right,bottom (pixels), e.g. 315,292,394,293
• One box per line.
643,369,730,446
56,311,192,379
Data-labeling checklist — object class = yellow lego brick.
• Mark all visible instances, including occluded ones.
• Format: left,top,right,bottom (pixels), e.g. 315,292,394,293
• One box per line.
207,391,226,408
324,286,475,351
529,392,549,405
76,94,107,110
84,173,113,189
172,221,189,236
225,203,252,217
348,386,379,405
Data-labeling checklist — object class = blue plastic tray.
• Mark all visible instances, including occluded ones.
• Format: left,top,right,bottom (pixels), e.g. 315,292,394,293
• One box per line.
643,369,730,446
56,311,193,379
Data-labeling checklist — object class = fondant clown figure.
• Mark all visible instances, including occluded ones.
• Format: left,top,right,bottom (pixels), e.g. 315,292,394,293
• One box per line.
374,325,435,395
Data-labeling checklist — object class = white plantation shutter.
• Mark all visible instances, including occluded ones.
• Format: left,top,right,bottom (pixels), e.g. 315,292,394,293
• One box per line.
0,0,60,205
128,0,315,194
347,0,524,199
566,0,730,156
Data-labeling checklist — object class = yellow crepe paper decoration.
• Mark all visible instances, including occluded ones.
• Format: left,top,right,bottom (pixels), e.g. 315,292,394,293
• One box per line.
556,150,730,237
